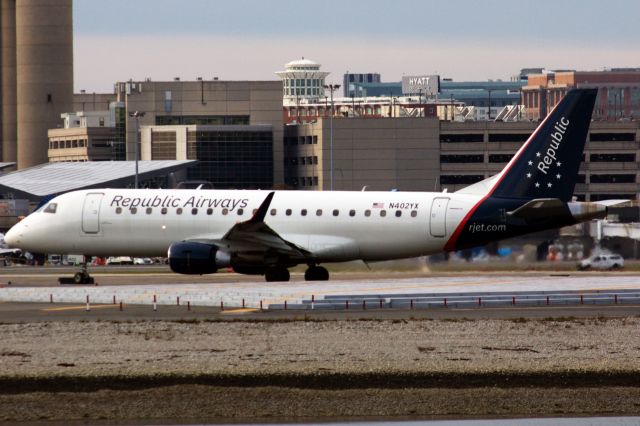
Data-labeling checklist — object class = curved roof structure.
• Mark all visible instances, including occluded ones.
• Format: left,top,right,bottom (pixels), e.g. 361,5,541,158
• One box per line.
0,160,196,200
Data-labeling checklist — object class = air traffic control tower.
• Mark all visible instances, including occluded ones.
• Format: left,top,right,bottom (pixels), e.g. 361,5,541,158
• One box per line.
1,0,74,169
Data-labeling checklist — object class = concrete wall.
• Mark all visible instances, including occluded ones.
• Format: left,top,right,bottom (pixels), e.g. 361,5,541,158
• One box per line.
16,0,73,169
289,117,441,192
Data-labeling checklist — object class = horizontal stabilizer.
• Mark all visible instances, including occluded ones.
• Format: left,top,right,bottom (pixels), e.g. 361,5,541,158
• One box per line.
593,199,633,207
507,198,566,220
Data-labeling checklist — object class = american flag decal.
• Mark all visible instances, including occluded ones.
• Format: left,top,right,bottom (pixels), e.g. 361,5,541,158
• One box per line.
373,202,384,208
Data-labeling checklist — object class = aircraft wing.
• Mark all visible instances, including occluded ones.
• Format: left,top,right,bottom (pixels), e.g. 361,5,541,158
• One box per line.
189,192,311,261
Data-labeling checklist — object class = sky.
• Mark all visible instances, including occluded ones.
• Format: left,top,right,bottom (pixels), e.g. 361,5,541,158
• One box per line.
73,0,640,93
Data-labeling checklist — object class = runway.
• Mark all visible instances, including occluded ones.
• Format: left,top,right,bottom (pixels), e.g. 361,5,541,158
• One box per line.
1,271,640,311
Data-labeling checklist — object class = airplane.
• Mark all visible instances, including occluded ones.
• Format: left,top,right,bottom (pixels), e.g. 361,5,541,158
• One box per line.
5,88,614,283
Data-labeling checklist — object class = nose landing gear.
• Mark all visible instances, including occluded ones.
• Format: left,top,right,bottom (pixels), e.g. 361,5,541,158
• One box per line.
58,259,94,285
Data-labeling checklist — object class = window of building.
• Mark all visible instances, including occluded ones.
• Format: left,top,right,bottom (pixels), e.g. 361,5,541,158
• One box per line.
589,133,635,142
440,154,484,163
440,175,484,185
488,154,514,163
590,153,636,162
440,134,484,143
488,133,529,142
590,174,635,183
591,193,636,201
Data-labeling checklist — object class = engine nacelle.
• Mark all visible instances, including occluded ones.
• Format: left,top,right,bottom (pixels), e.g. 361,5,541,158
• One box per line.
168,242,231,275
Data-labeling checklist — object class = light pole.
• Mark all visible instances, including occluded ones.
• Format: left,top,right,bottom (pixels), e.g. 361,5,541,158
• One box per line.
323,84,340,191
129,111,145,189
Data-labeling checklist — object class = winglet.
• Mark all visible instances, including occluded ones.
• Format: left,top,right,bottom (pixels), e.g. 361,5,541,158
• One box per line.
248,192,275,223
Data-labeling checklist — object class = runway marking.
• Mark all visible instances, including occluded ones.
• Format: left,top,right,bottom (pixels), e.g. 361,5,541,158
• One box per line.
42,304,119,312
221,308,260,315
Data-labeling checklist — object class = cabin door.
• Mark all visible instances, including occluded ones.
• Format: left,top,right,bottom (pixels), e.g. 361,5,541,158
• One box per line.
82,193,104,234
429,197,449,238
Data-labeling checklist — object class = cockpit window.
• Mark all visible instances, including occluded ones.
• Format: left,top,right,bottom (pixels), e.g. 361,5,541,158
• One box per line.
43,203,58,214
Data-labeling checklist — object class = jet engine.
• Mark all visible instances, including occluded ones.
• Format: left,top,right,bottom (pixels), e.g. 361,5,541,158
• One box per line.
167,242,231,274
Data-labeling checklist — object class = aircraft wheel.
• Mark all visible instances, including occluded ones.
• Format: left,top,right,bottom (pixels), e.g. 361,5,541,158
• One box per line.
73,272,90,284
265,266,290,282
305,266,329,281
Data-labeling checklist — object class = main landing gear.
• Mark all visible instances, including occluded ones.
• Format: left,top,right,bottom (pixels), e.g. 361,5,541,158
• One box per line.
265,265,290,282
263,265,330,282
58,259,94,285
304,265,329,281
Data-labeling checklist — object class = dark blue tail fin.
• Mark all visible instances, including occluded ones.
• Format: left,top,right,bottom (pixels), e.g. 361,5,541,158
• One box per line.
490,88,597,202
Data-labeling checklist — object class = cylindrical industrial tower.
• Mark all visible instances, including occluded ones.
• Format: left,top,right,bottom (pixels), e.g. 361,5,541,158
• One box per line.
1,0,17,164
16,0,73,169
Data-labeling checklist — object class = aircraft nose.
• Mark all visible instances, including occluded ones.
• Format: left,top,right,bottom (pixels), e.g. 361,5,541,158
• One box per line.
4,223,22,247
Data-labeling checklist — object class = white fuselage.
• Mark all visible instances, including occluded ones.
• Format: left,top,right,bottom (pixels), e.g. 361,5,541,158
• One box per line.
7,188,480,262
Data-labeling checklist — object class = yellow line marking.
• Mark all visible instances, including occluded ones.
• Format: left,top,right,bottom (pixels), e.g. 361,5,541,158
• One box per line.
220,308,259,315
42,304,119,312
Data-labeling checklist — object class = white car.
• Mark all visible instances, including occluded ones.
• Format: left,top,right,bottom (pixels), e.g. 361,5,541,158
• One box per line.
106,256,133,265
577,253,624,270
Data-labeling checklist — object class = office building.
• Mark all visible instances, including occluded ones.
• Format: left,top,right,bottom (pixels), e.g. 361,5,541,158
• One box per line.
114,79,284,185
522,69,640,120
343,72,381,97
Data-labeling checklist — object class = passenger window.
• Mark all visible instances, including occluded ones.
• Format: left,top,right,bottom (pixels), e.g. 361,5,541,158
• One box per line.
161,207,167,215
380,210,387,217
411,210,417,217
316,209,323,216
333,209,339,216
349,209,356,217
43,203,58,214
364,210,371,217
130,207,137,214
115,207,122,214
286,209,292,216
222,208,228,215
301,209,307,216
146,207,153,215
395,210,402,217
207,208,213,215
176,208,183,215
192,208,198,215
237,208,244,215
270,208,277,216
